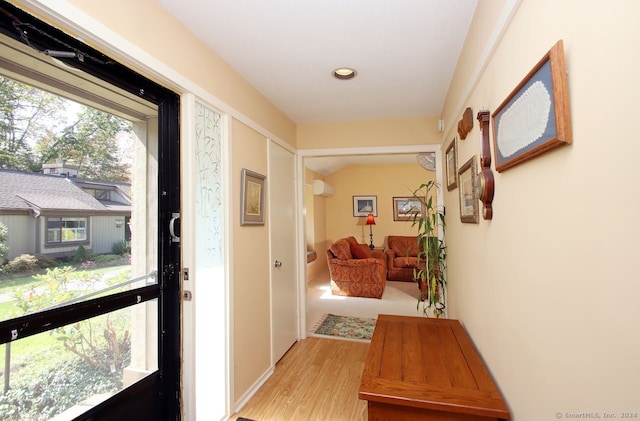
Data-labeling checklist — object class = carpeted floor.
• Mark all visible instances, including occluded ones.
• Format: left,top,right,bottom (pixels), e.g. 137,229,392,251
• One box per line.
306,271,423,337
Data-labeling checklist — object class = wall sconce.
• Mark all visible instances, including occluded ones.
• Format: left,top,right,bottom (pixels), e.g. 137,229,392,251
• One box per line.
365,213,376,249
115,219,124,228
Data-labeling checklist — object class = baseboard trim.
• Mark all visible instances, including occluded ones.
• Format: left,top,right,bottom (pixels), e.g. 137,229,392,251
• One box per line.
232,365,274,414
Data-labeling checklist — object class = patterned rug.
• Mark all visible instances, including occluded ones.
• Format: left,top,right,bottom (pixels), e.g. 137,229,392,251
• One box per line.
312,314,377,341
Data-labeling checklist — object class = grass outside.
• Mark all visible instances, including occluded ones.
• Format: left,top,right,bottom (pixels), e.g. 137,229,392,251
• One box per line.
0,258,132,383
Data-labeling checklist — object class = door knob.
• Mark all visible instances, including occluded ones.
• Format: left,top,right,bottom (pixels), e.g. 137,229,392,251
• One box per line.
274,260,282,268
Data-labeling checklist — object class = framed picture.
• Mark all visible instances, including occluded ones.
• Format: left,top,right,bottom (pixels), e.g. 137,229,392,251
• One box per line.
445,137,458,191
492,40,572,172
353,195,377,217
393,196,425,221
240,168,266,225
458,156,478,223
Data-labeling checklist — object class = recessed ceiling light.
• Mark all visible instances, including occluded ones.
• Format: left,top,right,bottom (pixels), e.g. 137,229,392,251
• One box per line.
332,67,357,80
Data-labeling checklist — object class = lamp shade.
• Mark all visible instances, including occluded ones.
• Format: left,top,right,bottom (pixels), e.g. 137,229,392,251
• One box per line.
365,213,376,225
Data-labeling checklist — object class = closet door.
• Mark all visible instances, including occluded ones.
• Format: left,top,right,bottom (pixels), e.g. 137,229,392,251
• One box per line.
269,140,299,363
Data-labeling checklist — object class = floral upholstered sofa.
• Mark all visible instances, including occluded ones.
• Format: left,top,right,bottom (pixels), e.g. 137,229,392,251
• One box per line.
325,236,387,299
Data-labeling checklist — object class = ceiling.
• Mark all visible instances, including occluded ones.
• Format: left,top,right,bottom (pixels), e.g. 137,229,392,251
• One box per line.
156,0,478,173
157,0,477,125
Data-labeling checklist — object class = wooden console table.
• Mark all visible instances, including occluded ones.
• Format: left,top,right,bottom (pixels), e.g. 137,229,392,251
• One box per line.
359,315,510,420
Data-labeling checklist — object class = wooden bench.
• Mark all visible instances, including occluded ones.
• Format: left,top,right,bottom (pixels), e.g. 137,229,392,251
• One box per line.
359,314,510,420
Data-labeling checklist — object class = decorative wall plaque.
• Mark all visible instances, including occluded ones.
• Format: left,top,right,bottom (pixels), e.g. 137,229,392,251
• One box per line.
491,40,572,172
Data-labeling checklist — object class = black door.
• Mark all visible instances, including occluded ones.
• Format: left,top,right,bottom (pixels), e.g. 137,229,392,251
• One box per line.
0,2,181,419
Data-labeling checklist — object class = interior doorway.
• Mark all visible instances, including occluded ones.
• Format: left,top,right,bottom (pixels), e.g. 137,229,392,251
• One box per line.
298,145,443,337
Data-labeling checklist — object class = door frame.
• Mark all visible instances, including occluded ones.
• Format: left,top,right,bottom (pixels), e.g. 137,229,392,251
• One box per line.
296,144,444,338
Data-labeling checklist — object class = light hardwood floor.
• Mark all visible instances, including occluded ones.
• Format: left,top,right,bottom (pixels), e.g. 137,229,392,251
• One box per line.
231,337,369,421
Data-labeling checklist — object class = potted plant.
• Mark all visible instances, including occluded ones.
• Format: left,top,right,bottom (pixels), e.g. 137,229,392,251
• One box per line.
410,180,446,318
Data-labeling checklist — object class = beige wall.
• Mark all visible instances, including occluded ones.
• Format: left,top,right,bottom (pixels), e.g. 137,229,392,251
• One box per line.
324,163,435,246
231,120,271,399
63,0,296,147
298,116,440,149
304,168,329,281
443,0,640,419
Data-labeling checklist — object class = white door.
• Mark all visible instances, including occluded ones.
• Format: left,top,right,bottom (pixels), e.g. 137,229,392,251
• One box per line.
269,140,299,363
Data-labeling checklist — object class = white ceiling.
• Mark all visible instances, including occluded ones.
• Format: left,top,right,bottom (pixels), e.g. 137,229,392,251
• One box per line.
157,0,478,125
156,0,478,174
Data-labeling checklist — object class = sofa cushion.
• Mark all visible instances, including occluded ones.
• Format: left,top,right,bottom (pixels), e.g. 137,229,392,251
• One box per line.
388,236,420,257
350,242,373,259
394,256,419,268
330,239,352,260
345,236,358,246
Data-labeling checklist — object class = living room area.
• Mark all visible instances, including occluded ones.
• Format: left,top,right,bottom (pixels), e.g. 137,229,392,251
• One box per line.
303,154,439,335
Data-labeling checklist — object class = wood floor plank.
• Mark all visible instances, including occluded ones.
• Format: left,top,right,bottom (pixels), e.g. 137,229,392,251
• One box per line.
232,337,369,421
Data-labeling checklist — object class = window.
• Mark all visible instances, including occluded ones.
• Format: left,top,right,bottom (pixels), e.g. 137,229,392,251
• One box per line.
85,188,111,200
94,189,110,200
46,217,88,243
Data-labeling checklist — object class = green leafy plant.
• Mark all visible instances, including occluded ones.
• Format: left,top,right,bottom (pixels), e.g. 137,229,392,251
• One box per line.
410,181,446,318
0,222,8,265
1,266,132,419
111,240,131,256
73,244,89,264
57,313,131,389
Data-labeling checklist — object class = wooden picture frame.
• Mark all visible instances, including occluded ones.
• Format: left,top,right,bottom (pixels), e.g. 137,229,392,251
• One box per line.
491,40,572,172
353,195,377,217
445,137,458,191
392,196,425,221
458,156,478,223
240,168,266,225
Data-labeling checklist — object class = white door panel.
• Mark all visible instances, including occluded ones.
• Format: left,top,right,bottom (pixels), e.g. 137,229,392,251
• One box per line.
269,141,298,363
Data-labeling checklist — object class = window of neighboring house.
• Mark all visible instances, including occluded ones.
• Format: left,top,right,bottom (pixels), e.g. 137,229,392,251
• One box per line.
95,189,110,200
85,188,111,200
46,216,88,243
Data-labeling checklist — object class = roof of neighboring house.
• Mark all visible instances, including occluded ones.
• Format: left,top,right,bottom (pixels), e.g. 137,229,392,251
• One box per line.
0,169,131,214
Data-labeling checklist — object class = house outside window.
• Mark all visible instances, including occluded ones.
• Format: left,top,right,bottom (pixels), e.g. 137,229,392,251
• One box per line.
46,217,88,243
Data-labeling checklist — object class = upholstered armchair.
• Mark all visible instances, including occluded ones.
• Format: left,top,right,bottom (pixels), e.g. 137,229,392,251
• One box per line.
326,236,387,299
385,235,425,282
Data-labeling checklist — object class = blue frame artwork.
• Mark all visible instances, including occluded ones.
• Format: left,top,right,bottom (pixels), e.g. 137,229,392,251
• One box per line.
353,195,377,217
491,40,572,172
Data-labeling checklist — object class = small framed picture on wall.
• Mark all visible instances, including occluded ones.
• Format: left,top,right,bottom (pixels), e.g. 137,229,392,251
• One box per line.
241,168,266,225
458,156,478,223
446,137,458,191
392,196,425,221
353,195,377,217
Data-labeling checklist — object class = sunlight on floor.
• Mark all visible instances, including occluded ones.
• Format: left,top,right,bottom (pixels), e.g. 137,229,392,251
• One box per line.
319,285,346,300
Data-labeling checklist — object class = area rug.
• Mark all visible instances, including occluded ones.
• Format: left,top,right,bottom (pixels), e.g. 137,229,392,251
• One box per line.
312,314,376,341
